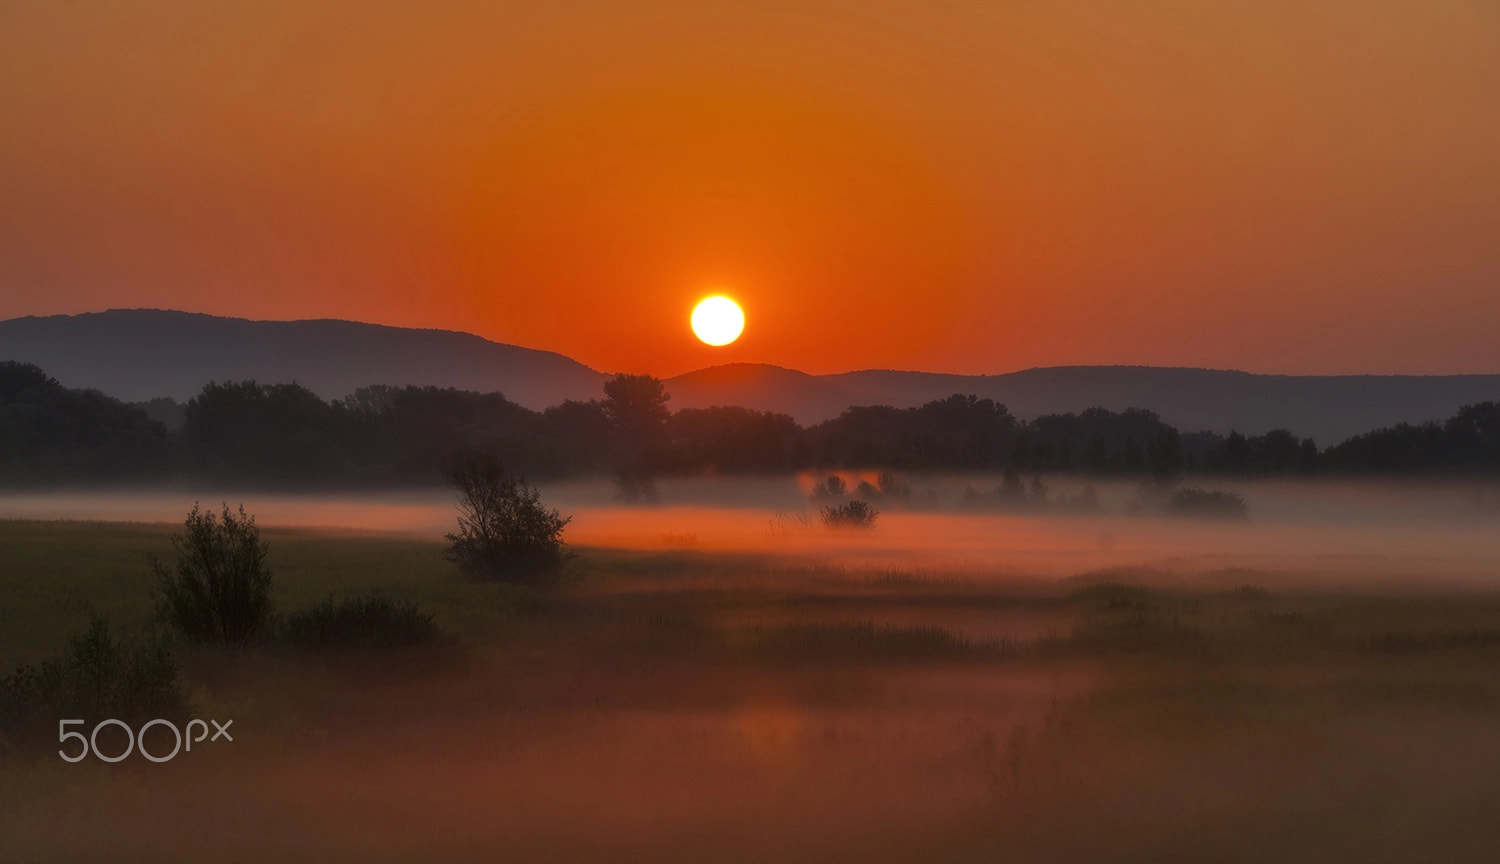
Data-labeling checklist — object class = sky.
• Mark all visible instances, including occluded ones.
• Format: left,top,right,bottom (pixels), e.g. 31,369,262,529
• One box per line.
2,0,1498,377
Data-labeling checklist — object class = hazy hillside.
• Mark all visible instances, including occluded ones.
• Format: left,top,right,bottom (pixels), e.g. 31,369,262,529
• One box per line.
0,310,607,409
673,365,1500,443
4,310,1496,443
664,364,858,423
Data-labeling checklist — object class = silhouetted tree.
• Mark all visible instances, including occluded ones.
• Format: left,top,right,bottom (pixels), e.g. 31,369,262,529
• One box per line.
0,361,173,483
809,395,1016,469
184,380,350,481
1013,408,1181,475
5,357,1497,486
600,374,671,501
811,474,847,500
444,452,570,584
666,406,803,472
153,503,273,644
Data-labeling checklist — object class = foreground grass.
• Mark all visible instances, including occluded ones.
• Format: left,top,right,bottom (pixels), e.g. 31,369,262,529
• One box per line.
3,519,1500,861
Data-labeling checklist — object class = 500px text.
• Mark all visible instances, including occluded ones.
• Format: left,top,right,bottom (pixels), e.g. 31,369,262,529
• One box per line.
58,718,234,763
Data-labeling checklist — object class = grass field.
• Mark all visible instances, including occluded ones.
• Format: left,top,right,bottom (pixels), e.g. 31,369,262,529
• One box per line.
3,517,1500,861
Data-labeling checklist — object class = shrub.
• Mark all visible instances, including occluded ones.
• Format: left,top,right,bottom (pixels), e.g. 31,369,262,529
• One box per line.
0,616,189,752
1163,487,1249,520
154,502,273,644
810,474,848,501
820,499,880,529
876,470,912,502
613,468,658,504
855,471,913,506
283,594,439,651
445,452,571,583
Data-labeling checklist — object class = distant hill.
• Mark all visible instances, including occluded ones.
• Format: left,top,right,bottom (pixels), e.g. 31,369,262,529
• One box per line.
668,364,1500,444
664,364,857,424
0,309,607,409
4,310,1496,444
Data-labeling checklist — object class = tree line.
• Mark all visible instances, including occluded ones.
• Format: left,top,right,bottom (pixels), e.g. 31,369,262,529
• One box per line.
1,361,1496,486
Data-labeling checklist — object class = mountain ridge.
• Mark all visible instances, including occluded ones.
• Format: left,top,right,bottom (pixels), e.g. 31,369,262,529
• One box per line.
4,309,1498,443
0,309,607,410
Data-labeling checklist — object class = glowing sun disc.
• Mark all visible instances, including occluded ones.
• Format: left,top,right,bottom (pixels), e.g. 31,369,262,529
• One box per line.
691,296,745,346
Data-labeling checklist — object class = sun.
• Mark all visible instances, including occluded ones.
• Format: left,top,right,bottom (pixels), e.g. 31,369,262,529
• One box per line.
691,296,745,346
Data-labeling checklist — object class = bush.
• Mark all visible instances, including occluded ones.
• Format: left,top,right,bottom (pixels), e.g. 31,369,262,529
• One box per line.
876,470,912,502
1163,487,1249,520
820,499,880,529
283,594,439,651
445,452,571,583
810,474,848,501
613,468,658,504
154,502,273,644
0,617,189,752
856,472,914,507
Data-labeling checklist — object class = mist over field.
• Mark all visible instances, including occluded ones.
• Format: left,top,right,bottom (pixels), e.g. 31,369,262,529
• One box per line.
4,476,1497,577
5,473,1500,861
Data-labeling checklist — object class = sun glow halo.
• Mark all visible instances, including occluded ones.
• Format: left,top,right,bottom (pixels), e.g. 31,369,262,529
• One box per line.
691,296,745,346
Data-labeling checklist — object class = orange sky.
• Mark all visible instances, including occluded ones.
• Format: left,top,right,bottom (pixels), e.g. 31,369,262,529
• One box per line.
2,0,1498,376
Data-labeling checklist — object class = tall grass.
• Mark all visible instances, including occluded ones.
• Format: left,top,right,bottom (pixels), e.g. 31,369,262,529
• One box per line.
282,594,440,651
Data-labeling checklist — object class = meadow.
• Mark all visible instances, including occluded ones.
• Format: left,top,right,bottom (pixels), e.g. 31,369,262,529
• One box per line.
2,484,1500,861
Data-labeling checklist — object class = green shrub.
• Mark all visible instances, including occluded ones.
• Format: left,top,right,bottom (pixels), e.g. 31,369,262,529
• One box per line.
154,502,273,644
445,452,571,583
0,617,189,752
820,499,880,529
283,595,439,651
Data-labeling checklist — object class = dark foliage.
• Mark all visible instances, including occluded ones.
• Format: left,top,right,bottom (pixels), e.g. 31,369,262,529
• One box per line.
282,595,439,650
0,617,189,751
1324,402,1500,474
1185,428,1320,476
342,384,573,480
1010,407,1183,475
4,361,1496,487
612,468,659,504
0,361,173,483
666,405,804,473
445,452,571,583
600,373,672,499
810,474,847,500
856,470,913,506
820,499,880,529
154,503,274,644
600,373,672,441
1163,488,1250,520
133,396,186,431
809,395,1017,469
184,380,353,481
